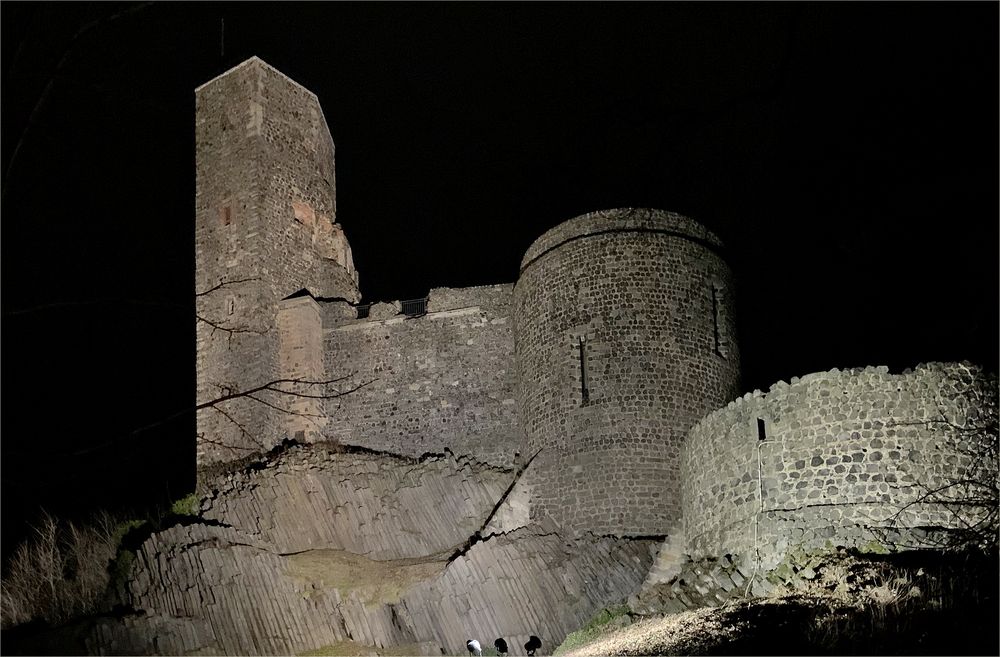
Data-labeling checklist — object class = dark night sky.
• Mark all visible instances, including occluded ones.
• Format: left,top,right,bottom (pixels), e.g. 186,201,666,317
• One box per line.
2,3,997,556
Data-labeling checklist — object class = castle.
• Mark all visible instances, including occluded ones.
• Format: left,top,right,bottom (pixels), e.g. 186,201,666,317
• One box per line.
79,57,994,655
194,56,741,538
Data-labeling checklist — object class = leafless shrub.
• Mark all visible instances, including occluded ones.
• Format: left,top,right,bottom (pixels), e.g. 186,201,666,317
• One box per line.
0,510,137,629
876,364,998,553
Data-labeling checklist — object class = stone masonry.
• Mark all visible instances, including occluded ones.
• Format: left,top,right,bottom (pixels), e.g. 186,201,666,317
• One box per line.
682,362,997,570
514,208,741,535
195,58,359,467
322,284,520,467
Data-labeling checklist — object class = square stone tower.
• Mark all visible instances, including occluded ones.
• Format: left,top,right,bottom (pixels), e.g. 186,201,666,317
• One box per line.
195,57,360,473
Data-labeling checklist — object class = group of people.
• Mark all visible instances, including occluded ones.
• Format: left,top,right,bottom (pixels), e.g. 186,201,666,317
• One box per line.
466,635,541,656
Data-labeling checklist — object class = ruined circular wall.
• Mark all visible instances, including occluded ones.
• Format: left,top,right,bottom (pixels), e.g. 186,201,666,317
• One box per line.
682,362,997,568
514,208,742,535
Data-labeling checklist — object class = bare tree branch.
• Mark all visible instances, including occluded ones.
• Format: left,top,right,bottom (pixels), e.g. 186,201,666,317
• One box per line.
244,393,328,420
195,276,268,340
196,314,267,339
870,366,998,552
195,375,373,411
195,277,261,297
206,406,264,453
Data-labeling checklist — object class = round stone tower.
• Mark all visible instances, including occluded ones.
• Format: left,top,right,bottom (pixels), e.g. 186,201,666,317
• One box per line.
513,208,741,535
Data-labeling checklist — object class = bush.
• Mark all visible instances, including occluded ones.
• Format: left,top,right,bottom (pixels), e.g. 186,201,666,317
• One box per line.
0,510,143,629
169,493,201,517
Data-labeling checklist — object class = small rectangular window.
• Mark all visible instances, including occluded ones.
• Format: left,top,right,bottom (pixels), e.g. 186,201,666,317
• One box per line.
757,418,766,441
219,205,232,226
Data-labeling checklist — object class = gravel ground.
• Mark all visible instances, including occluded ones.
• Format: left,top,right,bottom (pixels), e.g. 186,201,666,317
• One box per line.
560,597,828,657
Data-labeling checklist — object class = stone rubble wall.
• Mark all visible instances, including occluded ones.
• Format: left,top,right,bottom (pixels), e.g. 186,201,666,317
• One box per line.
517,207,724,270
630,552,764,616
251,60,359,300
322,285,521,467
514,208,741,535
682,362,997,570
201,445,515,559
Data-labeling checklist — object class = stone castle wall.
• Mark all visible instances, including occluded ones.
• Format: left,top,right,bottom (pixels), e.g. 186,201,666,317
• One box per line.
321,285,521,466
682,362,996,570
514,208,742,535
195,58,360,470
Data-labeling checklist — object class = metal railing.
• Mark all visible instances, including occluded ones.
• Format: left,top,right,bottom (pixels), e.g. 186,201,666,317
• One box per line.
401,297,428,316
355,298,428,319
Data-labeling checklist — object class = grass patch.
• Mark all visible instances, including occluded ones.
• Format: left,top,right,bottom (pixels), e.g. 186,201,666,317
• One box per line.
554,603,632,655
286,549,447,606
169,493,201,517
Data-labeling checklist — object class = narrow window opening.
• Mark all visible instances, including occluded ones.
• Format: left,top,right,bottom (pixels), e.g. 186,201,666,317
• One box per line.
578,336,589,405
757,418,766,441
219,205,232,227
226,297,235,316
711,284,726,358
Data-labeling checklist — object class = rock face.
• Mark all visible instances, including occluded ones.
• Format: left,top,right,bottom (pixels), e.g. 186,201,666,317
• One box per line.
200,445,513,559
400,528,656,656
87,447,655,656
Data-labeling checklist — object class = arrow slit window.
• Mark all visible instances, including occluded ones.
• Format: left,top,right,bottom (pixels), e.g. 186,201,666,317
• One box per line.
712,284,728,358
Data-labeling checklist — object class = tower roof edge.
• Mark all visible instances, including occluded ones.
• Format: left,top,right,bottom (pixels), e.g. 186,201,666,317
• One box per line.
195,56,319,99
